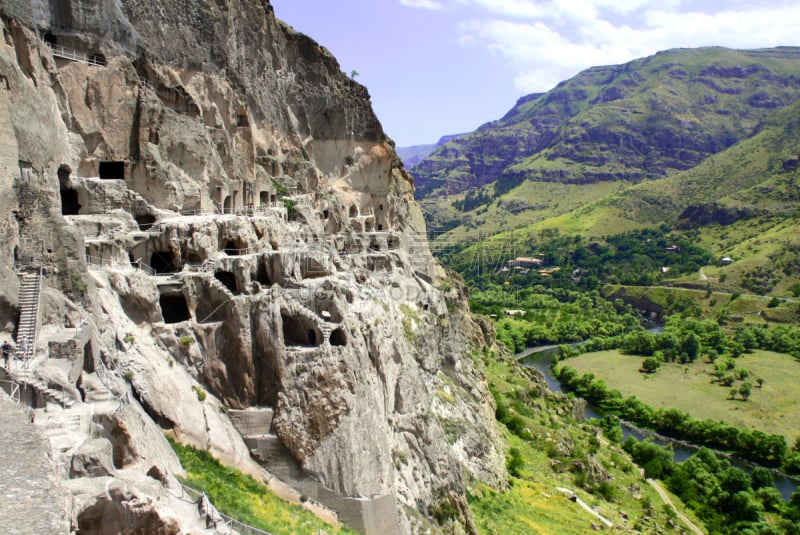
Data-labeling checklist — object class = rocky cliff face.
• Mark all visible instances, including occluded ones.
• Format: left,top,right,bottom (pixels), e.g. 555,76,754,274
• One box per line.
0,2,505,533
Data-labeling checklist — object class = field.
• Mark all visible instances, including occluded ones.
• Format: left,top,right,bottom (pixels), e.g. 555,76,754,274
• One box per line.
562,349,800,442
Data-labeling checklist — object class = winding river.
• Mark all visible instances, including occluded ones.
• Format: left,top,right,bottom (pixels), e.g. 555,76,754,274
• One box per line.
517,345,799,501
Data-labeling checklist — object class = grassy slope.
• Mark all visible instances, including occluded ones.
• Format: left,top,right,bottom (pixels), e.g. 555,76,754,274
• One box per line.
561,349,800,442
169,440,357,535
469,350,703,534
416,47,800,245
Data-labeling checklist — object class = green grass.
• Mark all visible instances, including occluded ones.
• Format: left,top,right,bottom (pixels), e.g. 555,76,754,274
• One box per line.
561,349,800,442
169,439,357,535
469,350,701,534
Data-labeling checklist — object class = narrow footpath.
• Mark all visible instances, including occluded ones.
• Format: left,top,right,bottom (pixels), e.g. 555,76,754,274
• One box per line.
0,390,68,533
647,479,705,535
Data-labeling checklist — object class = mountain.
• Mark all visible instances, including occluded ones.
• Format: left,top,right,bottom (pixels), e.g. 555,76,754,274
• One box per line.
410,47,800,244
396,133,466,168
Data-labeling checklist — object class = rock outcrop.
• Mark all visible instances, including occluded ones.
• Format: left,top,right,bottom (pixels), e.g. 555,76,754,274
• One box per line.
0,1,505,533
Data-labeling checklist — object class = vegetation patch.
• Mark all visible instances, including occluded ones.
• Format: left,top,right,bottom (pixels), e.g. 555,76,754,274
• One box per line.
168,439,356,535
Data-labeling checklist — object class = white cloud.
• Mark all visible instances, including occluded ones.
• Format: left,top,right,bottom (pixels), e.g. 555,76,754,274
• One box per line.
399,0,444,10
456,1,800,93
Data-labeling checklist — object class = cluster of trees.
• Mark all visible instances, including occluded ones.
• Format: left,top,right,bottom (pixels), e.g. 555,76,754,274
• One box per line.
470,286,641,350
624,442,800,535
557,365,800,473
452,187,492,212
450,226,715,291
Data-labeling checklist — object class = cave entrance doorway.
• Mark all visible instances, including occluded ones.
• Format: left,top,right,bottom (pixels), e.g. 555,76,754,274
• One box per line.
330,328,347,347
259,191,268,206
214,271,238,294
150,251,177,274
159,294,190,324
99,161,125,180
60,188,80,215
222,195,232,214
255,262,270,286
135,214,156,231
82,341,95,373
281,314,320,347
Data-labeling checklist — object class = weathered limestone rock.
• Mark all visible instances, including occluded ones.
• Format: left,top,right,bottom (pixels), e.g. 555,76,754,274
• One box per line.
0,2,507,532
70,438,116,478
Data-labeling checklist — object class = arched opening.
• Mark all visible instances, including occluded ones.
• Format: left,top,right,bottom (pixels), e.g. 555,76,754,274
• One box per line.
281,314,320,347
255,262,271,286
135,214,156,231
98,161,125,180
83,341,95,373
323,209,329,219
349,205,358,218
159,294,190,323
330,328,347,347
378,203,384,211
88,53,106,67
60,188,81,215
222,195,232,213
150,251,177,274
44,32,56,46
259,191,268,206
344,156,354,166
237,114,249,127
214,271,238,294
387,236,400,250
224,240,245,256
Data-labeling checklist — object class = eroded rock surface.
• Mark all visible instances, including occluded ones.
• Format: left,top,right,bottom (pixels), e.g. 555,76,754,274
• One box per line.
0,1,506,533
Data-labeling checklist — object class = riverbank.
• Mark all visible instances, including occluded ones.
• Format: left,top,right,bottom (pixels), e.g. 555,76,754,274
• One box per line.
518,345,799,501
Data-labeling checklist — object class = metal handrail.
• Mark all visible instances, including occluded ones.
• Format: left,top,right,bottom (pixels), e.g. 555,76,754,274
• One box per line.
46,43,105,67
0,380,21,404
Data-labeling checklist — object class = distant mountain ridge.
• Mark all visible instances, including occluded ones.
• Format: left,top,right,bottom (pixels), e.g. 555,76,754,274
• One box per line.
410,46,800,242
396,133,466,167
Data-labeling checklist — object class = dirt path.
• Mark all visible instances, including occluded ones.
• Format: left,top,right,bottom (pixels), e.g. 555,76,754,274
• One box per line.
556,487,613,528
647,479,705,535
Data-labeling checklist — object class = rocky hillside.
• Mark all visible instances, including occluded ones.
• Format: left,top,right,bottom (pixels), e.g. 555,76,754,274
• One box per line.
0,1,506,533
411,47,800,242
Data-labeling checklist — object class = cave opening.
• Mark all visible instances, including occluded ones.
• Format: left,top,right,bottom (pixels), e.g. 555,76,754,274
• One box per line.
159,294,190,323
255,262,271,286
387,236,400,250
88,52,106,67
330,328,347,347
214,271,238,294
222,195,232,213
44,32,56,46
83,341,95,373
281,314,320,347
349,205,358,218
259,191,268,206
98,161,125,180
224,240,244,256
60,188,81,215
135,214,156,231
150,251,177,274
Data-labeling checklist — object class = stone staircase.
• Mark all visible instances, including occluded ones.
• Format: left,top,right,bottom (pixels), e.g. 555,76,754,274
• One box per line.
13,371,76,408
16,269,43,359
227,407,401,534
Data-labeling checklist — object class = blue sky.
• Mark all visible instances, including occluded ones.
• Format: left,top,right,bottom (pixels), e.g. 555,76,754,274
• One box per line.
271,0,800,147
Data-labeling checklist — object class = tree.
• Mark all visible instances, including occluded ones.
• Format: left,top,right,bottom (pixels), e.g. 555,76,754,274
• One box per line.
641,357,661,374
756,377,764,388
349,69,360,79
739,382,753,401
683,332,701,362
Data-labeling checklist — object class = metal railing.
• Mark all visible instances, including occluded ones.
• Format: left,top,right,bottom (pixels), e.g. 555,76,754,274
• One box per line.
164,482,273,535
0,380,21,404
46,43,105,67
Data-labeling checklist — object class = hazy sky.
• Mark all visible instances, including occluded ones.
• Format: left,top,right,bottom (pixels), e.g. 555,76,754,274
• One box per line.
270,0,800,147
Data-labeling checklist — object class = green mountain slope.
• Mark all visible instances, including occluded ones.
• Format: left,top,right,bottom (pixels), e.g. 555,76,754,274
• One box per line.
412,46,800,245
